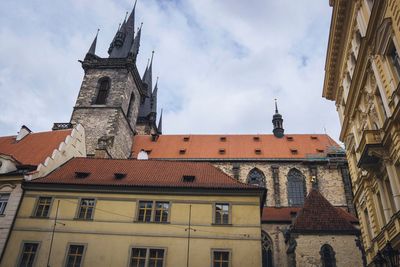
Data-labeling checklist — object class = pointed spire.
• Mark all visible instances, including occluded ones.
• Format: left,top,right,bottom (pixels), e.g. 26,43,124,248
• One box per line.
87,29,100,55
130,22,142,60
142,51,154,91
157,109,163,134
151,77,159,113
274,98,279,114
126,0,137,32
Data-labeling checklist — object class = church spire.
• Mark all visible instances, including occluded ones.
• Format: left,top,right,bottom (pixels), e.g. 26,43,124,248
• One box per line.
87,29,100,56
142,51,154,92
151,77,158,114
272,99,284,138
129,22,142,61
157,109,163,134
108,1,138,58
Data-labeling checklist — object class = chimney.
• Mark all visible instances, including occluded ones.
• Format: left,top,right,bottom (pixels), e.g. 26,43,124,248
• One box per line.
16,125,32,141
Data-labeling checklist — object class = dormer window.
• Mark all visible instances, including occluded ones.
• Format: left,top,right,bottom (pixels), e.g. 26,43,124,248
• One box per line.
220,137,227,142
316,149,324,153
253,136,260,142
183,137,190,142
255,149,262,155
290,149,298,155
219,149,226,154
310,136,318,140
75,172,90,179
286,136,294,141
179,149,186,155
114,173,126,179
182,175,195,182
95,78,110,105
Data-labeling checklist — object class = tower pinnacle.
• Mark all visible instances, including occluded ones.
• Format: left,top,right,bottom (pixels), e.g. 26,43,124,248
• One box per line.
272,99,284,138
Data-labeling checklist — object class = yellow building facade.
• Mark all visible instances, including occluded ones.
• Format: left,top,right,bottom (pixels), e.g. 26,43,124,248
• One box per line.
1,158,266,267
323,0,400,265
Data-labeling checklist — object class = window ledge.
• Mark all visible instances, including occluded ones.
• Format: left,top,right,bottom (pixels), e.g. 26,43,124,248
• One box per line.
133,221,170,224
73,218,94,221
30,216,50,219
212,223,233,226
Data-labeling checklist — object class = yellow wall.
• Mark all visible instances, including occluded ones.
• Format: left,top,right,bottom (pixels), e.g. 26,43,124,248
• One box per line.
1,190,262,267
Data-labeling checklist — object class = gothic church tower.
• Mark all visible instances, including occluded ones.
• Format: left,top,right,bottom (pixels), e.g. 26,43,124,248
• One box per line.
70,2,160,159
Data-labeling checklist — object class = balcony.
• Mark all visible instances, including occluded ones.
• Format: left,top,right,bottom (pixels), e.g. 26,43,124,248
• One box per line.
357,130,384,167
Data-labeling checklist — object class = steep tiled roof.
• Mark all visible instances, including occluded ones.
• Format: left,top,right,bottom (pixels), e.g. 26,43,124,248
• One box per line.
131,134,341,160
291,189,358,233
30,158,264,191
262,206,358,224
0,129,72,166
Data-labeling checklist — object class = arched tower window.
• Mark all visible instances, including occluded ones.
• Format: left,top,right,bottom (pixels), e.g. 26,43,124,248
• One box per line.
287,168,306,206
95,78,110,104
127,92,135,118
247,168,265,187
262,231,274,267
320,244,336,267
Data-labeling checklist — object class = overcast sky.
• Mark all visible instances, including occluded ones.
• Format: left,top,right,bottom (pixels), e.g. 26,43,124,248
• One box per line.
0,0,341,142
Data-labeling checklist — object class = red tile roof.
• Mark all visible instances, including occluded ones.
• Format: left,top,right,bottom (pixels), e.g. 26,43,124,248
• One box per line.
262,206,358,224
29,158,265,191
291,189,358,233
131,134,341,160
0,129,72,166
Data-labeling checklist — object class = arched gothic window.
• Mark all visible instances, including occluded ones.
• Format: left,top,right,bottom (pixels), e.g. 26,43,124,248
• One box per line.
95,78,110,104
287,168,306,206
262,231,274,267
247,168,265,187
320,244,336,267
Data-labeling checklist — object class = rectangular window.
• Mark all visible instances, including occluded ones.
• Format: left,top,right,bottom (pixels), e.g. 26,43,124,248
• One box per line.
212,250,230,267
388,41,400,80
18,242,39,267
65,244,85,267
364,208,373,241
215,203,230,224
137,201,170,223
34,197,52,217
0,194,10,215
138,201,153,222
129,248,165,267
77,199,95,220
154,202,169,223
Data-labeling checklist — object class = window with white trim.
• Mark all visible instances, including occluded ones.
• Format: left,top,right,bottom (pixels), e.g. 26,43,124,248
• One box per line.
212,250,230,267
18,242,39,267
214,203,230,224
129,248,165,267
137,201,170,223
65,244,85,267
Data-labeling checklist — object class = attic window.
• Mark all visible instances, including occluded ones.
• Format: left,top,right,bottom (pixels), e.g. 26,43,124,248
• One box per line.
290,149,298,155
253,136,260,142
310,136,318,140
182,175,196,182
179,149,186,154
183,137,190,142
255,149,262,155
114,173,126,179
75,172,90,179
219,149,226,154
220,137,227,142
286,136,294,141
316,149,324,153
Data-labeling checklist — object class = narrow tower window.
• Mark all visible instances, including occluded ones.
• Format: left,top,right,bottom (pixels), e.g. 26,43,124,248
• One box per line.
320,244,336,267
95,78,110,104
127,92,135,118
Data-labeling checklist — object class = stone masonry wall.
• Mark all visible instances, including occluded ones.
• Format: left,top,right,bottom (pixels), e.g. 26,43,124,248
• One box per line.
294,234,362,267
262,223,291,267
71,67,140,159
213,162,347,207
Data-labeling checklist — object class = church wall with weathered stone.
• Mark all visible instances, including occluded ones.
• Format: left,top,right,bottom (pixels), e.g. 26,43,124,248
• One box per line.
262,223,290,267
212,162,348,207
293,234,363,267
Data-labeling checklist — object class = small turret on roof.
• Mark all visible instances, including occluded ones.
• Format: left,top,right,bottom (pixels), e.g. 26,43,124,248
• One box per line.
86,29,100,58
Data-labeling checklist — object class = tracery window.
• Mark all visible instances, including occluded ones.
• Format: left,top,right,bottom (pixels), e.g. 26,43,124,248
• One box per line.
94,78,110,104
262,231,274,267
287,169,306,206
247,168,265,187
320,244,336,267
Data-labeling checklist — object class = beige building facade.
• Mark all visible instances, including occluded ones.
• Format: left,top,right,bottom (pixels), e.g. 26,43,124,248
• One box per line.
323,0,400,265
1,158,266,267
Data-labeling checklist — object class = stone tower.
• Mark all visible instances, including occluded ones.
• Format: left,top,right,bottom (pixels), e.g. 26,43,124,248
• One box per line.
272,99,284,138
70,3,159,158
